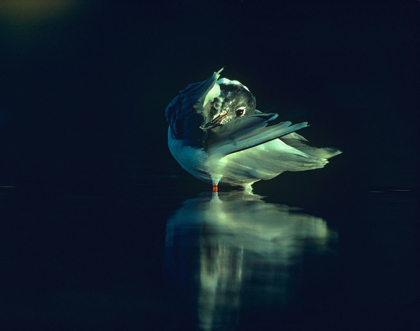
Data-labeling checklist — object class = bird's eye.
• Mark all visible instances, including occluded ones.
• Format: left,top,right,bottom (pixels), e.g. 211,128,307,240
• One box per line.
236,107,246,117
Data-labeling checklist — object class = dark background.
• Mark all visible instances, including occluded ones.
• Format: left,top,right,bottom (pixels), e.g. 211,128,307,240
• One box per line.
0,1,419,330
0,0,418,193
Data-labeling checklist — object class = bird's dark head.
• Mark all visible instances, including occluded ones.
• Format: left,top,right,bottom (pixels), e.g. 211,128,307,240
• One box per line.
202,78,256,129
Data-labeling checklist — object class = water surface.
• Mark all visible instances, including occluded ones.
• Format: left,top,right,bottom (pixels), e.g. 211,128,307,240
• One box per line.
0,182,418,330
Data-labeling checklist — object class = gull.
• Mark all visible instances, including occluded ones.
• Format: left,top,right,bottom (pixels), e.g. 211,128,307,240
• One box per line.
165,69,341,192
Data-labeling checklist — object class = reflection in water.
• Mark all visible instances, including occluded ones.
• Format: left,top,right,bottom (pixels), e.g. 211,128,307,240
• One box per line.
164,192,338,331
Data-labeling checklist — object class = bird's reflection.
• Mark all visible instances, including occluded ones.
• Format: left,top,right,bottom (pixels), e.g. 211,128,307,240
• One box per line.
164,191,338,331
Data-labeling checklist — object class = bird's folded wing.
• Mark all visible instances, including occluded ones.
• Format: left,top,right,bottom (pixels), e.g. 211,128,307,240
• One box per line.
165,70,222,141
205,113,309,156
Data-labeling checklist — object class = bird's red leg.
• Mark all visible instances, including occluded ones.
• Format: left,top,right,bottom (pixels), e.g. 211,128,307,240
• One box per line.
212,184,218,192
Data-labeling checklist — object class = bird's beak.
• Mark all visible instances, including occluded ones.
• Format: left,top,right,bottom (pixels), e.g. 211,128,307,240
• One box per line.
200,112,228,130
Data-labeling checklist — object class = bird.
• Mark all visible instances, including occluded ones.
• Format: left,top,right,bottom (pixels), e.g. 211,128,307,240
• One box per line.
165,69,341,192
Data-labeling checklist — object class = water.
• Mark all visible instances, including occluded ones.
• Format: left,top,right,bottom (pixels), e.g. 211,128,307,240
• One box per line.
0,180,418,330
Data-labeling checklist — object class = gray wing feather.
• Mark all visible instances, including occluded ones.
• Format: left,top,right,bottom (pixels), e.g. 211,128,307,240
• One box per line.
165,71,221,144
206,113,309,156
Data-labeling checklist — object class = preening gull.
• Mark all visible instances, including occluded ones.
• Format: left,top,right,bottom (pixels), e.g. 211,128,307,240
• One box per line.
165,69,341,192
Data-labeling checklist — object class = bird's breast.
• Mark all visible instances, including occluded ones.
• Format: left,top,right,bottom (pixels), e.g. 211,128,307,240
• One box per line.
168,127,211,183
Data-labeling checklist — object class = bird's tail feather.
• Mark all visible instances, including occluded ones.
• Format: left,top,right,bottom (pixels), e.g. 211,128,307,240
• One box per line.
281,132,342,159
221,144,329,185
